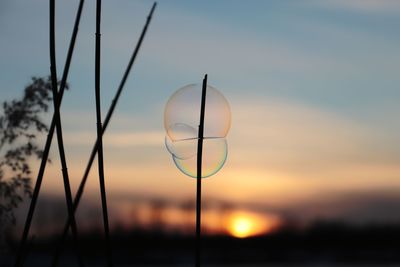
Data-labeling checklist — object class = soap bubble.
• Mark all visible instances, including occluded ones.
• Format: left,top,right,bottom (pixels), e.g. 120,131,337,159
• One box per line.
165,123,197,159
173,138,228,178
164,84,231,139
164,83,231,178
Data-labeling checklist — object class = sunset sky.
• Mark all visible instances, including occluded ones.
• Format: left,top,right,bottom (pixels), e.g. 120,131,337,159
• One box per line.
1,0,400,237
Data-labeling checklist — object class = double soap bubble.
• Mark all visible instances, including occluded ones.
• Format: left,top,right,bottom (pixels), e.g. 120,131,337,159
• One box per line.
164,84,231,178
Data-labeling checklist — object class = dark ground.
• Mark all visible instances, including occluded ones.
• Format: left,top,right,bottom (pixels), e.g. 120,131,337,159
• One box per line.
2,221,400,266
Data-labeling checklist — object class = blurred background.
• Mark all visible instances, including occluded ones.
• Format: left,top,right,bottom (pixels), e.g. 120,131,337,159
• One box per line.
1,0,400,266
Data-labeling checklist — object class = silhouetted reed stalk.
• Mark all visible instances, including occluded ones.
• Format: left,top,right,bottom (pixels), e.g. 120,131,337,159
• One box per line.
95,0,113,266
196,74,208,267
51,3,157,265
14,1,85,266
48,0,84,265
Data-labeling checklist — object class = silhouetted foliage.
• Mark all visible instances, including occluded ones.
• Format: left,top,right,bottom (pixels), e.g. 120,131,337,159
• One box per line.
0,76,67,247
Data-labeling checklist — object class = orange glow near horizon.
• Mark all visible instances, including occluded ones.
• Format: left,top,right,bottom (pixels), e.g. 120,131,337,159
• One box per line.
225,211,281,238
228,216,253,238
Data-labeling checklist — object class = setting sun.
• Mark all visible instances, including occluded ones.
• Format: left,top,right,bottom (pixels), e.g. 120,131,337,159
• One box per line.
226,211,281,238
229,216,253,238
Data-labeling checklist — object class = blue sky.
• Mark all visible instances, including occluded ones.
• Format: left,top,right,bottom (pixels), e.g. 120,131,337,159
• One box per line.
1,0,400,228
2,0,400,120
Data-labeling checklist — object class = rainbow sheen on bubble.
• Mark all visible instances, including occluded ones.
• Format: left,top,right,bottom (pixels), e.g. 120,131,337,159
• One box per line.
164,83,231,178
173,138,228,178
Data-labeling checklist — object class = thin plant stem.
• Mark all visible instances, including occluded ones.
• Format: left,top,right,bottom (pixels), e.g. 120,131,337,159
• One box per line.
14,1,85,266
196,74,208,267
95,0,113,266
51,3,157,265
48,1,84,266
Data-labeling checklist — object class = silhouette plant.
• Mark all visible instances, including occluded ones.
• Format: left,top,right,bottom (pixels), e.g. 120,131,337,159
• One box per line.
0,77,66,248
51,3,157,265
15,1,84,265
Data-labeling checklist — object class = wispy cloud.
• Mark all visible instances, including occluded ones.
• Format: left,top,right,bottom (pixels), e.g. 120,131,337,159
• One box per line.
229,96,400,171
66,131,164,147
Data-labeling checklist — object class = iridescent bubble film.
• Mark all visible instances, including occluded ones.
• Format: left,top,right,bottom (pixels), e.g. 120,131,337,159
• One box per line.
164,83,231,178
173,138,228,178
